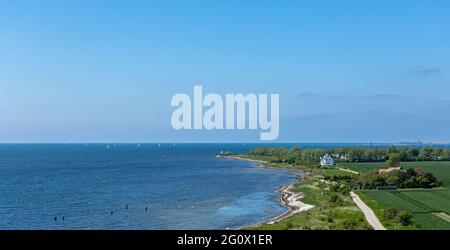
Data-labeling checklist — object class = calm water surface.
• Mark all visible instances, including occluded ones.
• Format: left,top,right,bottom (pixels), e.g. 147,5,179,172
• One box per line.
0,143,300,229
2,142,430,229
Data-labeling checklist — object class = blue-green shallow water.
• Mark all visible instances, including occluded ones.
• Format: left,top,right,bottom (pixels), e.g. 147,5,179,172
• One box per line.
0,143,301,229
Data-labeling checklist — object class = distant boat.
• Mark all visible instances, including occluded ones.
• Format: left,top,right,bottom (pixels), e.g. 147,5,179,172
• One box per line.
106,145,110,149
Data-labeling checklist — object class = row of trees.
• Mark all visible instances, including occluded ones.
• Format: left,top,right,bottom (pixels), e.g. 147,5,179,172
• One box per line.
358,168,442,189
248,146,450,164
249,147,320,165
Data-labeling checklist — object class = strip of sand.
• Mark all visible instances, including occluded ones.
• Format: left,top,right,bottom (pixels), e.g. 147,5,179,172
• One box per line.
244,184,314,228
219,155,315,228
267,184,315,224
219,155,267,166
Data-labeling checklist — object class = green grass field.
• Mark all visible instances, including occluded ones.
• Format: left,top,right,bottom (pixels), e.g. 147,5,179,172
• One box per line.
343,161,450,229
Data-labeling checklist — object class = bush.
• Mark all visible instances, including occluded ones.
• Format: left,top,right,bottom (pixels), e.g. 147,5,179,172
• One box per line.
330,184,340,192
384,208,398,220
395,210,413,226
329,194,339,203
326,216,333,223
342,219,358,229
339,185,351,195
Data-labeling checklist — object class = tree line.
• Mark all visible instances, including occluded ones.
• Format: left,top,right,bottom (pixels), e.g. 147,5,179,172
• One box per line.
248,146,450,164
358,168,442,189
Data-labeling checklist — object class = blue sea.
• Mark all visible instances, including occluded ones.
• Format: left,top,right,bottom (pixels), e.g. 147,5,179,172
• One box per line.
0,143,299,229
1,142,434,229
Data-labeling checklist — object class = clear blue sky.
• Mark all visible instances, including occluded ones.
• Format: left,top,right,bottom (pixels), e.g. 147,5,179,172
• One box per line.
1,0,449,143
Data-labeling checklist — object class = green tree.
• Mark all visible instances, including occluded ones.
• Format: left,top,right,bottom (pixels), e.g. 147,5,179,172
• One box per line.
396,210,413,226
385,174,400,186
386,153,401,168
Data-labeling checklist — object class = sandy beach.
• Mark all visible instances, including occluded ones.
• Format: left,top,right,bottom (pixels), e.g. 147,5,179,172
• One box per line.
244,184,314,228
267,184,315,224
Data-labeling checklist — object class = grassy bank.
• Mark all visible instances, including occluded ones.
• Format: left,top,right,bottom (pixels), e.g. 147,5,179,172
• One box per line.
238,156,371,230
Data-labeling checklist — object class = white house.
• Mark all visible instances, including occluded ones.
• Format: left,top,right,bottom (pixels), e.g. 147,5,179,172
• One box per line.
320,154,335,167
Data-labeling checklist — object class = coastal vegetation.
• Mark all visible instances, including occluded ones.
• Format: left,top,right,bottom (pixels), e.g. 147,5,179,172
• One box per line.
358,167,442,189
246,168,371,230
248,146,450,165
239,146,450,230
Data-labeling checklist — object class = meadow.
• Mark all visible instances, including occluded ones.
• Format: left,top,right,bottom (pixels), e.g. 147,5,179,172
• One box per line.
341,161,450,229
248,168,371,230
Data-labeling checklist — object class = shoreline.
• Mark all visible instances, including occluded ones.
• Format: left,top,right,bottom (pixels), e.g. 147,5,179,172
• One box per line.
243,184,315,228
220,155,304,174
218,155,267,166
218,155,314,229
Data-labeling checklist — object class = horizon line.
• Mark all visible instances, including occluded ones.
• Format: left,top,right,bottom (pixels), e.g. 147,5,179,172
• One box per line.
0,141,446,144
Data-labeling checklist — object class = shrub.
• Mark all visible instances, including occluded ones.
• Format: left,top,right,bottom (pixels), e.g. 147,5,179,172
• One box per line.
330,184,340,192
326,216,333,223
329,194,339,203
384,207,398,220
342,219,358,229
396,210,413,226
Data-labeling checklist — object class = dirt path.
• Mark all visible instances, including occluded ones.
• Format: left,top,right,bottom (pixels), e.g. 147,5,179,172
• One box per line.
337,167,359,175
350,191,386,230
433,212,450,222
